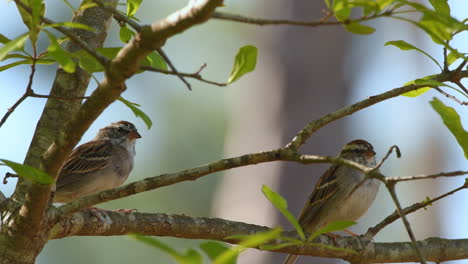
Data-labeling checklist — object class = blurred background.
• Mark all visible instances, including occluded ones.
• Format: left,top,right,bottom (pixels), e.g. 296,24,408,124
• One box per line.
0,0,467,263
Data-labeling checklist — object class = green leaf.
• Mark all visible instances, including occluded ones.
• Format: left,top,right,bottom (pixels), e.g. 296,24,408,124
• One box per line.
419,15,453,43
446,50,463,66
308,220,356,241
75,47,121,72
394,0,466,45
0,60,31,72
127,0,143,17
118,97,152,129
16,0,45,45
130,234,202,264
385,40,442,70
430,97,468,159
428,0,450,16
344,22,376,35
214,228,282,264
0,33,11,44
413,79,445,87
119,25,134,43
45,30,75,73
262,185,305,240
77,1,97,12
0,159,53,184
44,22,95,32
376,0,394,10
3,53,30,61
333,0,351,21
346,1,379,16
227,45,257,84
0,34,28,61
141,51,168,70
401,87,431,97
199,241,235,264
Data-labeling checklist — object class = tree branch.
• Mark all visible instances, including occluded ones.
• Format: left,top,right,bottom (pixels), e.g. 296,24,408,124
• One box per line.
367,183,468,237
141,64,228,87
49,210,468,263
286,69,468,150
387,170,468,182
53,148,385,220
211,11,393,27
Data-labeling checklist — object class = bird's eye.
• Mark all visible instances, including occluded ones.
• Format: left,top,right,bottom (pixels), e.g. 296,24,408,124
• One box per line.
117,127,125,132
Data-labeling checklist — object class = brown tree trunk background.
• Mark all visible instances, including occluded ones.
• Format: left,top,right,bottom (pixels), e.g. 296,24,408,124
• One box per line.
273,1,351,263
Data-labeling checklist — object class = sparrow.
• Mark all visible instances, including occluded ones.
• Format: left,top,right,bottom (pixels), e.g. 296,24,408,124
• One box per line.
283,139,379,264
53,121,141,203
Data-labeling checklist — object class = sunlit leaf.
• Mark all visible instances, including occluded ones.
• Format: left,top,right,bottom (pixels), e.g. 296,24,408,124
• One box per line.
119,25,134,43
227,45,257,84
1,159,53,184
199,241,235,264
0,33,11,44
141,51,167,70
0,60,31,71
446,50,463,66
344,22,376,35
262,185,305,240
0,34,28,61
428,0,450,15
430,97,468,159
214,228,282,264
130,234,202,264
45,30,75,73
75,47,121,72
44,22,95,32
118,97,152,129
402,87,431,97
308,220,356,241
127,0,143,17
16,0,45,45
385,40,442,70
333,0,351,21
77,1,97,12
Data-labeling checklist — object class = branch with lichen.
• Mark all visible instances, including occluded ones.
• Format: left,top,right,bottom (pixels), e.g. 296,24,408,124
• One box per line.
48,210,468,263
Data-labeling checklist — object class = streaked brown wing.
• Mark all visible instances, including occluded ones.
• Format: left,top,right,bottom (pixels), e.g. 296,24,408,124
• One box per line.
56,140,112,189
297,165,340,227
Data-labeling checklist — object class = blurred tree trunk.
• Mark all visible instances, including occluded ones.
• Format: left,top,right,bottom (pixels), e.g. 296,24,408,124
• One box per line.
272,1,351,263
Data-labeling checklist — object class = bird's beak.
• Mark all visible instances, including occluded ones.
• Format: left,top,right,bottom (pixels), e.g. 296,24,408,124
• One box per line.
128,131,142,139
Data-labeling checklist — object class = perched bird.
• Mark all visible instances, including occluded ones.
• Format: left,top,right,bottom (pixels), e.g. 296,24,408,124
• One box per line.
283,139,379,264
54,121,141,203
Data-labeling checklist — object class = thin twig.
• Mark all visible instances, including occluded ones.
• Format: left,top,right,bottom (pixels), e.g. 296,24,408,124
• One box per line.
386,182,427,264
156,48,192,90
367,182,468,237
443,45,448,72
211,10,393,27
286,69,468,150
0,94,29,128
29,93,89,100
141,65,228,87
387,170,468,182
0,53,38,128
434,87,468,105
375,145,401,170
3,172,19,184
